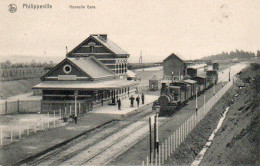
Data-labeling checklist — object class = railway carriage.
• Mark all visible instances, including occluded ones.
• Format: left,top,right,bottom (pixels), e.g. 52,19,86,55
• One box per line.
191,76,207,94
157,70,218,116
206,70,218,86
183,79,197,98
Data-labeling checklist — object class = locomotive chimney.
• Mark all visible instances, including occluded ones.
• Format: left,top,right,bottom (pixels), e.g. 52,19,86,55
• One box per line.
161,83,167,95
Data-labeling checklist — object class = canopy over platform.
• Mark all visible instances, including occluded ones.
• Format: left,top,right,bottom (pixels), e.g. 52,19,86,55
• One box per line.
183,79,197,84
33,79,138,90
187,64,207,69
196,74,206,78
126,70,137,78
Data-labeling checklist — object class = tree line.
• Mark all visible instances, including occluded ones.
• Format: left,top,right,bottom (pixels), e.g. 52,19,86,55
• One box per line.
202,50,259,60
0,60,56,69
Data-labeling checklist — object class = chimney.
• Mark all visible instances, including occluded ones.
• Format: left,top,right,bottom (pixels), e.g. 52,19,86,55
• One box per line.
99,34,107,41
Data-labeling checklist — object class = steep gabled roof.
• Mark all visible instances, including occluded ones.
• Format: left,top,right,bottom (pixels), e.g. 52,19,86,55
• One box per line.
92,35,127,55
67,34,128,56
41,56,115,81
163,53,185,64
68,56,114,79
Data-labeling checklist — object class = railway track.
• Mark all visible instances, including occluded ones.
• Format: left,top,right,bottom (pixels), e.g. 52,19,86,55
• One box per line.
63,113,171,165
65,120,149,165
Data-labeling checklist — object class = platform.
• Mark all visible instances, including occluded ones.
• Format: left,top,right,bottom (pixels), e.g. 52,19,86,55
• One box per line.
88,95,158,119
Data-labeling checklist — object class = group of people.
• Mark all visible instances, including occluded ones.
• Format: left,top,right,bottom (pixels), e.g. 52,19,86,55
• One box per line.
116,93,145,110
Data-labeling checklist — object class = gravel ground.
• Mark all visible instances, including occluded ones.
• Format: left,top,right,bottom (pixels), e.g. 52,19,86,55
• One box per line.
0,114,114,166
109,82,228,166
22,102,156,166
109,63,246,166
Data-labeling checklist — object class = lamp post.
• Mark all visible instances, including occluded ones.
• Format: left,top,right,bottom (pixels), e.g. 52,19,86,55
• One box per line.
171,71,174,82
204,94,206,114
213,83,216,96
74,90,78,117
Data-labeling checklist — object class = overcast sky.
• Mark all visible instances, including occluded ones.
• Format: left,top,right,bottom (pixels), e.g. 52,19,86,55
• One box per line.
0,0,259,63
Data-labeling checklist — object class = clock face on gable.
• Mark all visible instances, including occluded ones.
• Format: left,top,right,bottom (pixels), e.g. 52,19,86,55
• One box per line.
63,64,72,74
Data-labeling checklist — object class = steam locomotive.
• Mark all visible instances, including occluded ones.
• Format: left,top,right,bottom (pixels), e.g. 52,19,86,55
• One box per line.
154,70,218,116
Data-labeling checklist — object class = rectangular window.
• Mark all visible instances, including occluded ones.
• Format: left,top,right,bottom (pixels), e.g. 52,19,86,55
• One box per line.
90,46,94,53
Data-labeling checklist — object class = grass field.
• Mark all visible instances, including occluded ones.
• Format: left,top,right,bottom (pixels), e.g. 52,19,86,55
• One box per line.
0,78,41,99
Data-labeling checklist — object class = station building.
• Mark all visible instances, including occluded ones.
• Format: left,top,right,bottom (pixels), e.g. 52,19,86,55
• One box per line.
67,34,129,76
33,34,138,113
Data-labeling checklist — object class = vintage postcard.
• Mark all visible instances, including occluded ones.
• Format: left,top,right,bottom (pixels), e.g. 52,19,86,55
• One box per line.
0,0,259,165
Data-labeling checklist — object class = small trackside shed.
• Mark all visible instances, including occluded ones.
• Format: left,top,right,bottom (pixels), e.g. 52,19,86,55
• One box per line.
163,53,186,80
149,76,159,91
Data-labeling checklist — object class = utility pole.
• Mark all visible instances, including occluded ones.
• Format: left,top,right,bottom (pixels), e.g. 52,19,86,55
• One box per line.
139,50,142,64
139,51,144,72
149,117,152,162
195,87,198,114
154,113,159,154
229,68,231,82
179,68,181,81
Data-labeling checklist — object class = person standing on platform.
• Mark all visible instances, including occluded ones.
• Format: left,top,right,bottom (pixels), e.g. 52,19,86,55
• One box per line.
117,98,121,110
74,114,77,124
129,95,135,107
141,93,145,104
136,95,140,107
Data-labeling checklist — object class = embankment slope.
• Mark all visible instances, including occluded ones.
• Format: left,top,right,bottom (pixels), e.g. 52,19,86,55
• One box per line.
201,63,260,165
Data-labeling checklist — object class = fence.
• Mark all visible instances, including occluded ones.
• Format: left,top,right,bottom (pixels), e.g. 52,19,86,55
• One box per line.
0,112,63,146
0,103,86,147
141,77,237,166
0,100,41,115
136,85,149,93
